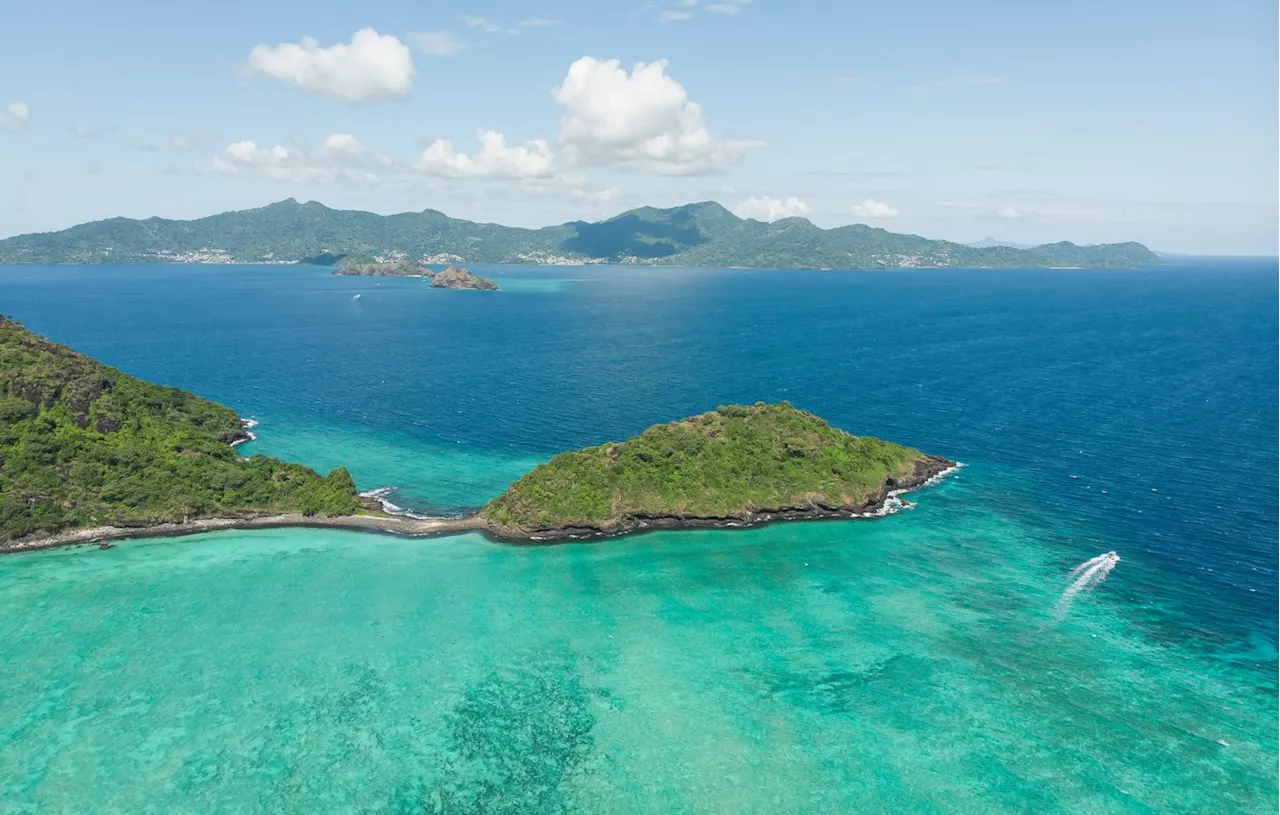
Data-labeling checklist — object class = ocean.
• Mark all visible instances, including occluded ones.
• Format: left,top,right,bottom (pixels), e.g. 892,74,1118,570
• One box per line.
0,259,1275,813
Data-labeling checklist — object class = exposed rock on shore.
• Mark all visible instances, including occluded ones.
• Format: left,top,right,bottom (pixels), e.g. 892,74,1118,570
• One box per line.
430,266,499,290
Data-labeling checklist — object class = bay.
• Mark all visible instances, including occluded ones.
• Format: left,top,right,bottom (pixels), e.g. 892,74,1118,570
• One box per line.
0,259,1275,812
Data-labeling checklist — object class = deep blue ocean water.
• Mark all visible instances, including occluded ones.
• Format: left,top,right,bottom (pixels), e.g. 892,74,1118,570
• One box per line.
0,259,1276,812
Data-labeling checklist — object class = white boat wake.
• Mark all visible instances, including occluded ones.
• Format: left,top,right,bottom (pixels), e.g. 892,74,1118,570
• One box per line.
1054,551,1120,622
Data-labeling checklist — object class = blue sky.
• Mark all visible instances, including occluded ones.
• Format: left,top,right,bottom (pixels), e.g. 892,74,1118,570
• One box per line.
1,0,1276,253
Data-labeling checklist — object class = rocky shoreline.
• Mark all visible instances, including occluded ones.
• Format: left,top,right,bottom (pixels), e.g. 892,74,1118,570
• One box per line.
1,456,958,555
0,512,485,555
482,454,959,542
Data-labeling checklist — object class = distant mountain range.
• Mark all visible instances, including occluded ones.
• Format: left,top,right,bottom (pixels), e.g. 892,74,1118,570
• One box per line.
0,200,1160,270
966,236,1038,250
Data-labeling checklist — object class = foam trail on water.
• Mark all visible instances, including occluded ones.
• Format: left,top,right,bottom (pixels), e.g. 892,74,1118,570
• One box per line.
1068,554,1110,580
1054,552,1119,622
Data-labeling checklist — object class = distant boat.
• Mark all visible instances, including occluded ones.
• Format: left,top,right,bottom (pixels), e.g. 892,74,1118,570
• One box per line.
353,294,362,299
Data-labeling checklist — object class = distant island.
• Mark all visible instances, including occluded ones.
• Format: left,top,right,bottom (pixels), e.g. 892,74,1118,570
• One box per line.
0,199,1160,270
334,259,430,277
479,402,955,541
431,266,500,290
335,260,499,290
0,326,954,552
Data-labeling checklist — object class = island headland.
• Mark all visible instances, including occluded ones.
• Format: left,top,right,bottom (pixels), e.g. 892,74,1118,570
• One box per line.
477,402,956,541
0,321,954,552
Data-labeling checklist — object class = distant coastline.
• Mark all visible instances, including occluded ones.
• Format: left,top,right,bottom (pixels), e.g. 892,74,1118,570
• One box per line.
0,198,1161,270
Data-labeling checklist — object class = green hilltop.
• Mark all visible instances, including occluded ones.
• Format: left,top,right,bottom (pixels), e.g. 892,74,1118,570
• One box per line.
0,317,360,542
480,402,953,538
0,199,1159,269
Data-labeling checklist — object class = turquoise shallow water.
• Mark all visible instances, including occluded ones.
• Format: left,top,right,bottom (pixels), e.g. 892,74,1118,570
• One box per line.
0,260,1276,811
2,474,1274,813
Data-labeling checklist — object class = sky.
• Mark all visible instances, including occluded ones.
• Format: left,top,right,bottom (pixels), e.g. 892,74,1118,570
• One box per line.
0,0,1276,254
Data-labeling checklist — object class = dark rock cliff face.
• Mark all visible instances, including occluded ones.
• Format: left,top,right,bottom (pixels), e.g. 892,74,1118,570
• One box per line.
430,266,500,291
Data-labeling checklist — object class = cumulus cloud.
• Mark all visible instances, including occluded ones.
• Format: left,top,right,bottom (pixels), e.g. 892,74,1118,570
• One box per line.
734,195,809,222
851,199,899,219
553,57,752,175
409,30,465,56
248,28,414,103
0,102,30,132
659,10,692,21
208,134,390,183
416,130,556,179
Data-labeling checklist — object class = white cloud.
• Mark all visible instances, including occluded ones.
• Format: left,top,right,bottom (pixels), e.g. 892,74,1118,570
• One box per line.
708,0,752,13
409,30,465,56
170,135,206,150
734,195,809,221
659,10,693,21
416,130,556,179
248,28,414,103
71,124,114,140
577,186,621,203
208,134,389,183
518,17,557,27
997,206,1021,220
462,15,501,32
0,102,29,132
553,57,752,176
321,133,363,156
851,199,899,219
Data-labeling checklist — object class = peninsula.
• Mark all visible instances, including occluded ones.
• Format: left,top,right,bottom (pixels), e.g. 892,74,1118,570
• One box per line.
0,199,1160,270
0,316,365,546
0,322,952,551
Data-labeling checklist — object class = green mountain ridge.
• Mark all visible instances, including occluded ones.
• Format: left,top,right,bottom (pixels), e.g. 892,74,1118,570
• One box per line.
0,199,1159,269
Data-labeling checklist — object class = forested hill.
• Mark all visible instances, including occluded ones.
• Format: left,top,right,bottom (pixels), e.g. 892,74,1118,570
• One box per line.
0,199,1159,270
0,316,360,541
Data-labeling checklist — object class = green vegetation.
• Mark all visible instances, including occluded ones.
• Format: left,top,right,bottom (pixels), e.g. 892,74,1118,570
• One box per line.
0,199,1160,270
0,316,360,541
481,402,934,533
